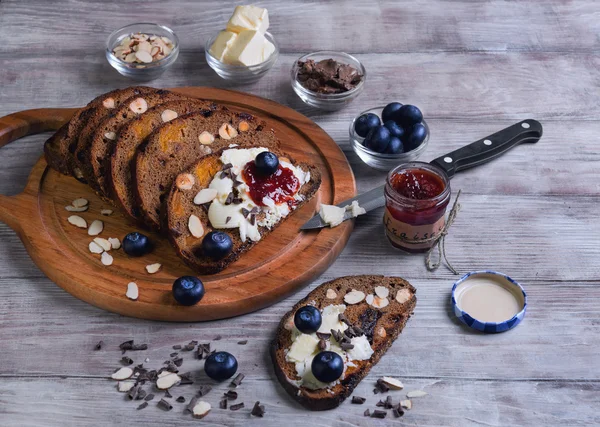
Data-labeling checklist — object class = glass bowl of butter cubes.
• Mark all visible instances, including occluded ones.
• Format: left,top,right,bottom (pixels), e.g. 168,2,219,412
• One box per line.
206,5,278,84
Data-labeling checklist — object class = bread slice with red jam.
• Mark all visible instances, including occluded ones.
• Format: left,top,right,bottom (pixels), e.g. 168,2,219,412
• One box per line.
270,275,416,411
165,147,321,274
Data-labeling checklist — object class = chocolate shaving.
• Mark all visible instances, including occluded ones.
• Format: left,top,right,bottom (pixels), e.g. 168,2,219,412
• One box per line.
393,406,404,418
137,402,148,410
316,332,331,340
119,340,134,352
372,409,387,419
176,396,185,403
164,389,172,398
170,352,178,357
230,402,245,411
351,396,366,404
121,356,133,365
237,340,248,345
376,400,386,407
136,389,147,400
376,378,390,393
185,397,198,413
172,345,182,350
340,342,354,351
251,401,265,417
94,340,104,350
157,399,173,411
172,357,183,367
364,409,371,417
224,192,233,205
220,398,228,409
232,178,242,187
198,385,212,397
225,216,231,224
338,313,351,325
224,390,238,400
144,393,155,402
131,344,148,351
178,372,193,385
241,208,250,218
230,373,244,387
213,335,222,341
330,329,343,343
127,384,140,400
232,197,243,205
249,213,256,225
385,396,393,409
183,344,195,352
318,339,327,351
250,206,259,214
221,163,233,171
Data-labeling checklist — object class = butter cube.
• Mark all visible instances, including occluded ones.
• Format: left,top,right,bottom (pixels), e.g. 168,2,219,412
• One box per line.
209,30,238,61
226,5,269,34
222,30,272,66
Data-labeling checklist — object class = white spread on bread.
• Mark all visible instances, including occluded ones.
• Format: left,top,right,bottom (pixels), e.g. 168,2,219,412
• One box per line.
207,147,310,242
284,303,374,390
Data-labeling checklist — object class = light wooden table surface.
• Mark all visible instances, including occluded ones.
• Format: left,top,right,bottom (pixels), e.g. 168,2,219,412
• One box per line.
1,1,599,426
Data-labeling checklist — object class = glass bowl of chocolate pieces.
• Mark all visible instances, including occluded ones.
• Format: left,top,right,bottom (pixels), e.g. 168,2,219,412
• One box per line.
106,23,179,81
291,51,366,111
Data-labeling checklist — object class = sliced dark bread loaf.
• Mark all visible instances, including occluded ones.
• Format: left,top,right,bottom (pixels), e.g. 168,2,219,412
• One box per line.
69,86,156,182
110,99,217,222
165,147,321,274
271,275,417,411
44,87,139,175
133,108,273,230
85,89,191,199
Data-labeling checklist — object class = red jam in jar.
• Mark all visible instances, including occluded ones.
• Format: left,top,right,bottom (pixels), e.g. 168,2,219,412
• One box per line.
384,162,451,253
242,161,300,206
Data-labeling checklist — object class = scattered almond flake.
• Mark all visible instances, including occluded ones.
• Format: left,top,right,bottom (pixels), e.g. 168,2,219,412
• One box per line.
374,286,389,299
72,198,89,208
188,214,204,238
111,367,133,380
326,289,337,299
366,293,389,309
176,173,195,191
104,131,116,140
126,282,139,301
108,237,121,249
129,97,148,114
65,205,88,212
101,252,114,266
396,288,411,304
161,109,178,123
381,377,404,390
192,401,211,419
344,289,366,305
406,390,428,398
117,380,136,392
101,209,113,216
135,50,153,63
145,263,162,274
198,131,214,145
93,237,112,252
67,215,87,228
400,400,412,410
87,219,104,236
193,188,217,205
156,372,181,390
284,316,295,331
102,97,115,109
218,123,238,140
377,326,387,338
88,241,104,254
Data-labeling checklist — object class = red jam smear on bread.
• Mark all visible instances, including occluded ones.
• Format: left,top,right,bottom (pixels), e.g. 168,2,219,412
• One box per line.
243,161,300,206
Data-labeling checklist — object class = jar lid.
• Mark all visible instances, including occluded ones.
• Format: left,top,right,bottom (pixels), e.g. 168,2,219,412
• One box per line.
451,270,527,333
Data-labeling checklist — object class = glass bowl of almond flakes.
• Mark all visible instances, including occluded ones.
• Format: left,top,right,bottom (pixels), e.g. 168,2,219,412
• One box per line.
106,23,179,81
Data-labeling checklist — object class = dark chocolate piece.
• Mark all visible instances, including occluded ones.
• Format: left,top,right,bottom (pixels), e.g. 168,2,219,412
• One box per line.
176,396,186,403
136,389,147,400
351,396,366,404
318,339,327,351
94,340,104,350
164,389,172,398
316,332,331,340
230,373,244,387
220,398,228,409
121,356,133,365
157,398,173,411
198,385,212,397
225,216,231,224
230,402,245,411
127,384,139,400
137,402,148,410
340,342,354,351
185,397,199,413
251,401,265,417
375,378,390,393
376,400,386,407
170,352,178,357
296,58,363,94
364,409,371,417
224,390,238,400
393,406,404,418
144,393,155,402
237,340,248,345
371,409,387,419
173,357,183,367
385,395,393,409
183,344,195,351
172,345,182,350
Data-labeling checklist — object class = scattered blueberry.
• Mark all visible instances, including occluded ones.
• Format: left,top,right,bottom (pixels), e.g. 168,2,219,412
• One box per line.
172,276,205,306
384,137,404,154
294,305,322,334
311,351,344,383
395,104,423,127
381,102,403,123
122,232,152,257
364,125,391,153
204,351,238,381
202,231,233,260
383,120,405,139
405,123,428,151
255,151,279,175
354,113,381,138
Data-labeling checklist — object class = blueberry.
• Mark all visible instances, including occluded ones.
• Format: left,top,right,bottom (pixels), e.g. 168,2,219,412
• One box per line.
172,276,205,306
405,123,428,151
383,120,405,139
364,125,391,153
395,104,423,127
202,231,233,260
384,137,404,154
294,305,322,334
255,152,279,175
122,232,152,257
381,102,403,123
311,351,344,383
204,351,238,381
354,113,381,138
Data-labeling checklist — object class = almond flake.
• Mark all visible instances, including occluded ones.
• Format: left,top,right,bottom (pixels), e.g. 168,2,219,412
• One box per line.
117,380,136,392
188,214,204,238
192,401,211,419
145,263,161,274
67,215,87,228
218,123,238,140
93,237,112,252
101,209,113,216
176,173,195,190
103,98,115,109
377,326,387,338
88,220,104,236
161,109,178,123
108,237,121,249
135,50,153,64
344,289,366,305
65,205,88,212
396,288,411,304
374,286,389,299
193,188,217,205
326,289,337,299
111,367,133,380
124,52,137,63
156,372,181,390
400,400,412,410
366,294,389,309
136,40,152,52
88,241,104,254
129,97,148,114
72,198,89,208
381,377,404,390
126,282,139,300
198,131,214,145
104,131,116,140
101,251,113,266
406,390,428,398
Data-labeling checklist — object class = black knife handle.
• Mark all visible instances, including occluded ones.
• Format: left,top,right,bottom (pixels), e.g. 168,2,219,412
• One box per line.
430,119,542,178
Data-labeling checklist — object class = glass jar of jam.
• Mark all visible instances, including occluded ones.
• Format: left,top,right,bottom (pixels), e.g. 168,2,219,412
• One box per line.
384,162,451,253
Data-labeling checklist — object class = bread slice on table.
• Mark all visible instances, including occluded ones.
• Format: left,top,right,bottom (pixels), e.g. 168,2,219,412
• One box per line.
133,108,274,231
165,147,321,274
110,99,218,223
85,89,191,199
270,275,417,411
69,86,156,182
44,87,143,175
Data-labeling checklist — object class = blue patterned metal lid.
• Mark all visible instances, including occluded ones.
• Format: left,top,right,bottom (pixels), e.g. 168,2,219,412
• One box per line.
451,270,527,333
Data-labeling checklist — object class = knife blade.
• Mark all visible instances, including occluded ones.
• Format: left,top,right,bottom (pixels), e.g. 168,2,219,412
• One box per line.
300,119,542,231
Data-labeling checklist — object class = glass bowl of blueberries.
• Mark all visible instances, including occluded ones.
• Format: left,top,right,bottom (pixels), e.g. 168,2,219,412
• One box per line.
350,102,429,171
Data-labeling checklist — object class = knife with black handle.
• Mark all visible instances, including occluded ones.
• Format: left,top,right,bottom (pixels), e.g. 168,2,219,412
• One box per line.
301,119,542,230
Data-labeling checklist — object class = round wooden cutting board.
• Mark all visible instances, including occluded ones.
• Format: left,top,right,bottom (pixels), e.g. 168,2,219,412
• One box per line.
0,87,356,321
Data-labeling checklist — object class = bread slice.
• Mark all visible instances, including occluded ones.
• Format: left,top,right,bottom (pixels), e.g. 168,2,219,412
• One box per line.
69,86,156,182
110,99,218,223
44,87,142,175
85,89,191,199
165,147,321,274
133,108,274,231
270,275,417,411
